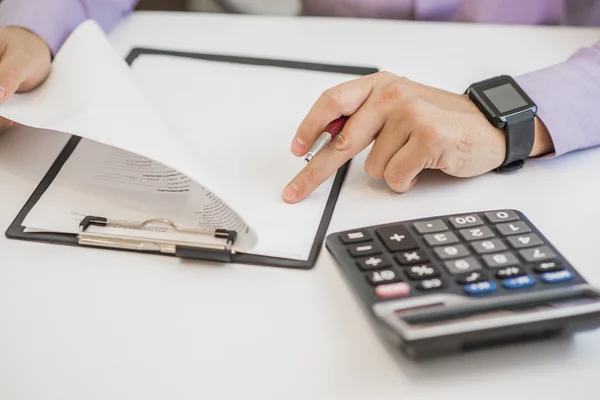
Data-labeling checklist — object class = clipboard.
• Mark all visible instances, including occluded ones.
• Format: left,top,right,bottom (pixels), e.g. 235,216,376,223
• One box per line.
5,47,379,269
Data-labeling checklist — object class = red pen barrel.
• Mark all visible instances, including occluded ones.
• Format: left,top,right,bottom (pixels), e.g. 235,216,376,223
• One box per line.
324,116,349,138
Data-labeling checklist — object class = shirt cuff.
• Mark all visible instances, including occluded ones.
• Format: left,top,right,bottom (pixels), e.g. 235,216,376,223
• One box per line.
515,57,600,157
0,0,86,55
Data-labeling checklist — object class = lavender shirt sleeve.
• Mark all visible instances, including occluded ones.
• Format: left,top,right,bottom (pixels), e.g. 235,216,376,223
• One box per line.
516,42,600,156
0,0,138,54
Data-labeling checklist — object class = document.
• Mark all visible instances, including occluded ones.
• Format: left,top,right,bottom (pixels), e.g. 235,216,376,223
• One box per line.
0,20,361,260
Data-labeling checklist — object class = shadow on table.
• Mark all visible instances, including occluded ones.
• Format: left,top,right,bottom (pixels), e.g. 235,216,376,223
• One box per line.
381,332,577,382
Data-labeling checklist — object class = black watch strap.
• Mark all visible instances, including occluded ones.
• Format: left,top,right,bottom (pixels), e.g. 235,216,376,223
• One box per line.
494,110,535,173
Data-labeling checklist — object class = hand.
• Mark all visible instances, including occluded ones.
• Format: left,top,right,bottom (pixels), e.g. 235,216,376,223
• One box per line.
282,72,553,203
0,26,52,134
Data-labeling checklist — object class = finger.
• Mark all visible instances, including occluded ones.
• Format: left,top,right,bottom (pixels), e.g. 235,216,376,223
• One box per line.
283,102,386,203
0,52,29,103
291,74,376,157
364,115,412,179
383,137,430,193
0,117,16,134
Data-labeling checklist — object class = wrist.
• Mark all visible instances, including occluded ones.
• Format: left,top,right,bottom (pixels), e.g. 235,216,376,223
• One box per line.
529,117,554,157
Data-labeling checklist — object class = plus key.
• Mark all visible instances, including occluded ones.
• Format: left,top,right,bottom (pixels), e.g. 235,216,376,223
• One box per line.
376,225,418,252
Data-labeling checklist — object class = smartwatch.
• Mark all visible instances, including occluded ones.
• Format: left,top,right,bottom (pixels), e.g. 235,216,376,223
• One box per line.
466,75,537,172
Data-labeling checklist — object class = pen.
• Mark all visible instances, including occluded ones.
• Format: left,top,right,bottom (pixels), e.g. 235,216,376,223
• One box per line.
304,116,348,162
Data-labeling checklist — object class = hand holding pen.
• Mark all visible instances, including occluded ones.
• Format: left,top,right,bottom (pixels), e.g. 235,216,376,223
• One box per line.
281,72,551,204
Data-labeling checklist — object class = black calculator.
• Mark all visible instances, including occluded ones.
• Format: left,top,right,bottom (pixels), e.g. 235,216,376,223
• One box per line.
326,209,600,359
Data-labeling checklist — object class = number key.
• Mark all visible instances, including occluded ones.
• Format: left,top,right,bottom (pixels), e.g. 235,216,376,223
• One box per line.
459,226,494,241
520,246,556,262
496,221,531,236
485,210,519,223
433,244,470,260
424,231,459,246
482,252,520,268
507,233,543,249
444,257,482,275
449,214,484,228
471,239,507,254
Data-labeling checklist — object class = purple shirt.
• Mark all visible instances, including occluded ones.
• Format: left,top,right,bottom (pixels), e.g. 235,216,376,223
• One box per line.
1,0,599,157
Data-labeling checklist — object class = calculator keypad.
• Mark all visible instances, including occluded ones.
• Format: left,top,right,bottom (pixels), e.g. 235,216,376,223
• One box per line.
332,209,581,301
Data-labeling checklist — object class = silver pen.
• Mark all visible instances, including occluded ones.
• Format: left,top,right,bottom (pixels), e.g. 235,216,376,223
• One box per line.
305,116,348,162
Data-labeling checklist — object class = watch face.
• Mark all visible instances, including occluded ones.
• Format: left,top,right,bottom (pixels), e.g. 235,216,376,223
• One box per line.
470,75,536,120
482,83,528,114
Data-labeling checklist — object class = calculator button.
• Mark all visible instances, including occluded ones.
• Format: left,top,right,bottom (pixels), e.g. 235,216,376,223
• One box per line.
503,275,536,289
519,246,556,262
395,249,429,265
541,270,574,284
376,225,419,252
433,244,470,260
464,281,497,295
418,278,446,291
340,229,372,244
356,254,392,271
449,214,484,229
507,233,543,249
496,221,531,236
457,271,488,284
482,252,520,268
423,231,459,246
534,261,562,273
496,266,525,279
348,243,383,258
404,264,441,280
444,257,482,275
485,210,519,224
366,269,401,285
459,226,495,241
375,282,411,298
471,239,507,254
413,219,448,234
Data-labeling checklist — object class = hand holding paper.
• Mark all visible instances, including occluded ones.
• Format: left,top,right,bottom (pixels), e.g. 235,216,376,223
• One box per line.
0,26,52,132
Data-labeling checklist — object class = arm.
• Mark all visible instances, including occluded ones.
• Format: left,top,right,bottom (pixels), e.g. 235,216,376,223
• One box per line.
516,41,600,156
0,0,139,54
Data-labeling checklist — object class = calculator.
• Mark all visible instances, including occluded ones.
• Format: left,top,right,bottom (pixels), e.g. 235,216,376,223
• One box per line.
326,209,600,359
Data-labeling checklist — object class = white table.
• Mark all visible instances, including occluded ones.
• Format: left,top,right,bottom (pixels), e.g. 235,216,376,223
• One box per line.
1,12,600,400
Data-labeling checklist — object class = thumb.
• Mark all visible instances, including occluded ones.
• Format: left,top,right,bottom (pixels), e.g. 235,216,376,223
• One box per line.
0,53,30,104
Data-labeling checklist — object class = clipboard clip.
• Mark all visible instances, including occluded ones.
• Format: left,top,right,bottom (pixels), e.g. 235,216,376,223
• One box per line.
77,216,238,263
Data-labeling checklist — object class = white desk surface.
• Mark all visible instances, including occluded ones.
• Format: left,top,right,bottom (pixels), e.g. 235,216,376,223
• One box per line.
1,12,600,400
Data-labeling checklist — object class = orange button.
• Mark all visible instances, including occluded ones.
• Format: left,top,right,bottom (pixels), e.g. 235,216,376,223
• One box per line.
375,282,411,298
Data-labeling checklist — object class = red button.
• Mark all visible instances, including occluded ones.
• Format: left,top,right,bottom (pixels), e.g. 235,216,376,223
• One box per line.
375,282,411,298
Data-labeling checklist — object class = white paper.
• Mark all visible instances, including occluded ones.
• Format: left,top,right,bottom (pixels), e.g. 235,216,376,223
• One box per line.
0,20,363,260
22,139,256,250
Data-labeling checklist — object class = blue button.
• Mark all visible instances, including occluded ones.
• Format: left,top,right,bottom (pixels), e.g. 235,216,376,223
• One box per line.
541,270,574,284
503,275,536,289
464,280,497,295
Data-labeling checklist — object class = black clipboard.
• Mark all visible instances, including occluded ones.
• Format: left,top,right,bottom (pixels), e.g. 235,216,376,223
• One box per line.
5,48,379,269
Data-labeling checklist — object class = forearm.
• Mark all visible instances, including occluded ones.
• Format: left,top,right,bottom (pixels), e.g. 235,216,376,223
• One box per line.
516,41,600,157
0,0,138,54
